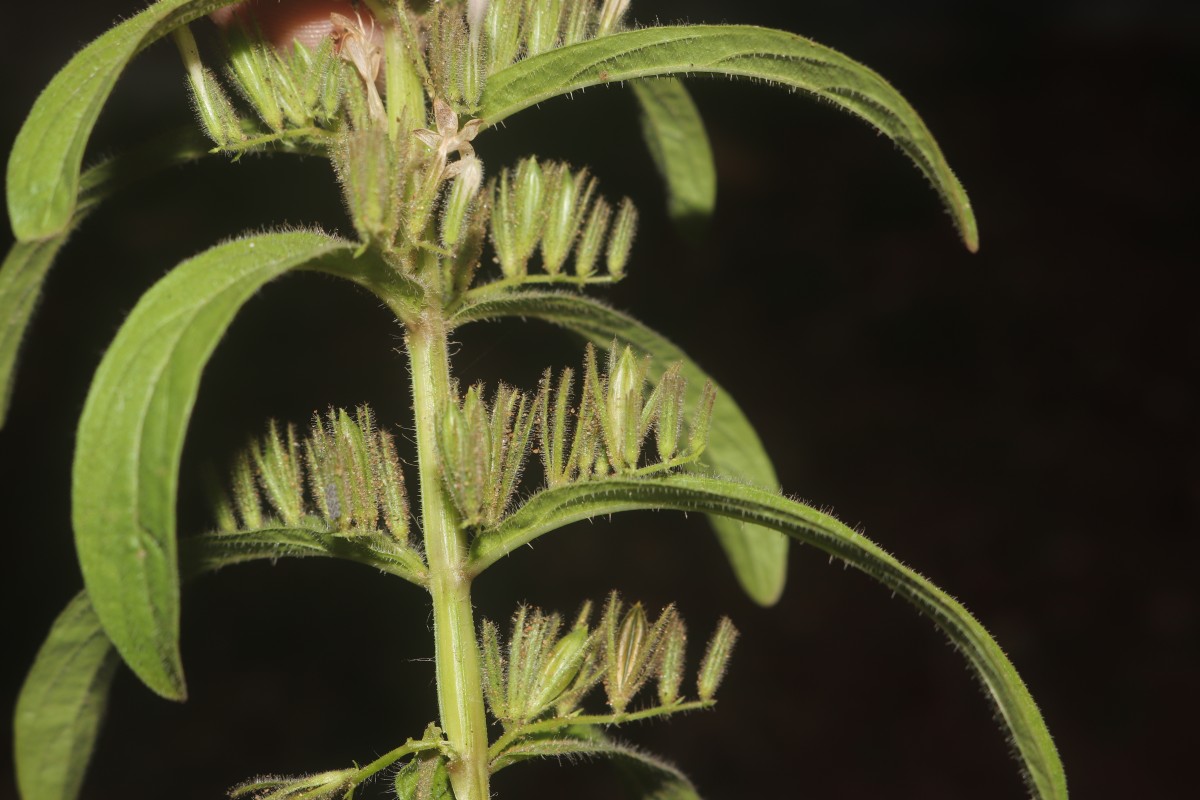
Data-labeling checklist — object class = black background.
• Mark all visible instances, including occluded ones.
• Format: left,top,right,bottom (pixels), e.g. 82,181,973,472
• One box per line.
2,1,1196,798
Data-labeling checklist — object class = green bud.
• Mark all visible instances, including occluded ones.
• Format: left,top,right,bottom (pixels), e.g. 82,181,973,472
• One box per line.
490,170,521,277
525,0,566,57
657,617,688,705
562,0,595,45
481,618,508,720
486,0,525,73
373,425,411,544
225,25,284,132
606,197,638,279
513,157,547,267
442,162,484,249
597,0,632,36
697,617,739,702
506,607,562,722
439,385,490,526
394,752,452,800
334,128,402,246
654,364,686,463
173,26,244,148
232,452,263,529
538,368,575,486
251,421,303,526
575,198,611,279
603,346,650,471
688,380,717,457
541,166,596,275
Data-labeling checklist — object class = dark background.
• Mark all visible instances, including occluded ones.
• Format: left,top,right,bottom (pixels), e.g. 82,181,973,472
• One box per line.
2,1,1196,798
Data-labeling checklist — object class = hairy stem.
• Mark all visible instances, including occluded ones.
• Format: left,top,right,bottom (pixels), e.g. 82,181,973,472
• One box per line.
409,312,490,800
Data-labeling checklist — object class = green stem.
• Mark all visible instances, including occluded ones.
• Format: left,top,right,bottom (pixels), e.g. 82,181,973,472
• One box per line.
488,700,715,763
408,313,491,800
345,736,448,798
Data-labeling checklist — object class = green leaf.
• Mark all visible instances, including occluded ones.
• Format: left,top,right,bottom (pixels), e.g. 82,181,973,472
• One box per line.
471,474,1067,800
631,78,716,230
181,527,428,587
478,25,978,252
453,291,787,606
14,528,414,800
13,594,120,800
6,0,241,240
0,240,64,427
72,230,379,700
493,724,700,799
0,128,214,430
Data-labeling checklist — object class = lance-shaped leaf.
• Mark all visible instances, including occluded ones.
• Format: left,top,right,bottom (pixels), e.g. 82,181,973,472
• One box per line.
13,594,119,800
453,290,788,606
631,78,716,229
470,474,1066,800
492,723,700,799
6,0,242,240
72,231,388,700
14,527,422,800
0,128,214,429
477,25,977,251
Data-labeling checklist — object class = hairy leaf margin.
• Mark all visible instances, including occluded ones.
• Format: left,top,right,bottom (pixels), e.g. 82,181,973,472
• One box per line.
6,0,241,240
478,25,977,251
469,474,1066,800
71,230,395,700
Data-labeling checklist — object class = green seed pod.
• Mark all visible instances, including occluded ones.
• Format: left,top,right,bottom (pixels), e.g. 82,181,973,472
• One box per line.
697,617,739,701
657,616,688,706
574,198,611,279
606,197,638,279
529,623,590,715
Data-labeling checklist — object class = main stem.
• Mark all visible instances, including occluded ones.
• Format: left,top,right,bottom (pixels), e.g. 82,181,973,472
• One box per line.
408,311,490,800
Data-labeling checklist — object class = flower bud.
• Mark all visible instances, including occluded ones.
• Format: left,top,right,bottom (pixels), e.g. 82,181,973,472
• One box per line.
513,157,547,268
697,617,739,701
657,617,688,705
173,26,245,147
606,197,638,279
574,198,611,279
654,364,686,463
